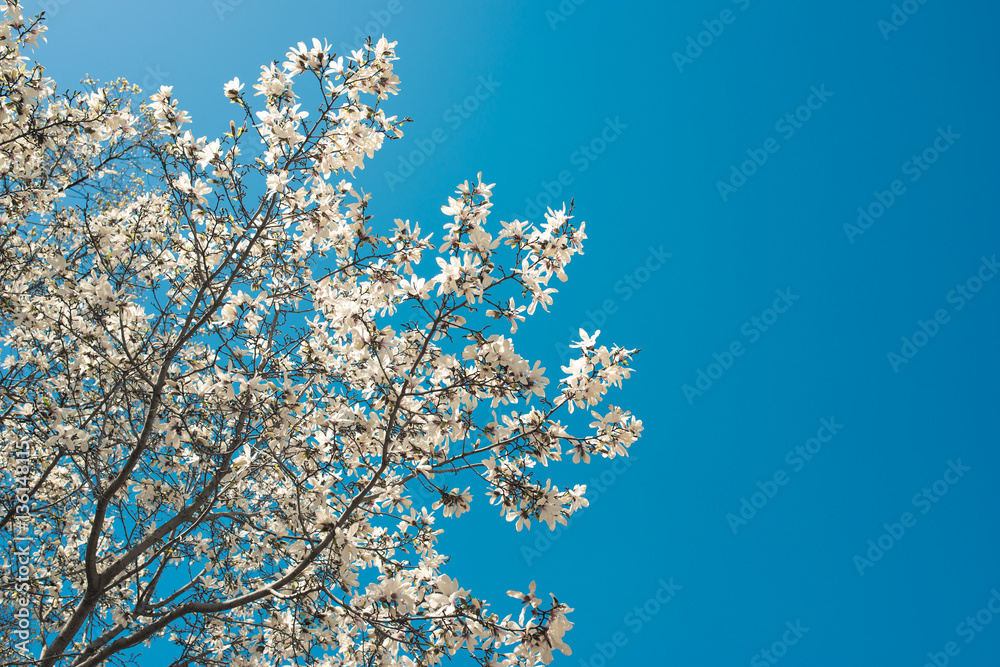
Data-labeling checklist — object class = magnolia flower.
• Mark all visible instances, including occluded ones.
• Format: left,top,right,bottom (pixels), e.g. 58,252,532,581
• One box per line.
253,63,288,97
219,302,239,324
223,77,244,101
368,577,416,613
149,84,173,103
432,487,473,518
527,286,557,315
266,170,290,196
232,444,253,469
285,37,331,74
374,36,397,59
196,139,221,170
427,575,470,612
400,276,430,300
507,581,541,608
172,173,211,203
570,328,600,350
236,374,268,395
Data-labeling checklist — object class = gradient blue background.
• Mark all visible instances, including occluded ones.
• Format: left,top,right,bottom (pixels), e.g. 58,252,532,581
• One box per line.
22,0,1000,664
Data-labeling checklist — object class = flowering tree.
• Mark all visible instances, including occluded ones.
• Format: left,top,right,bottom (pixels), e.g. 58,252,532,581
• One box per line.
0,3,642,666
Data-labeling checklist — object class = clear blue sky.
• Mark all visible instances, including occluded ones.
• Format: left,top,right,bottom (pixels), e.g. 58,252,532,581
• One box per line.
24,0,1000,664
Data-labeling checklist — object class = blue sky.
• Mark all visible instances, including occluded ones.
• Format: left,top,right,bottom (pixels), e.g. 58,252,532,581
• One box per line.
23,0,1000,664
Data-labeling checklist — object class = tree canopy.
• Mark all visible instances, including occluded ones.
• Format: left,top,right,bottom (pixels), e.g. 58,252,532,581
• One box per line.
0,4,642,665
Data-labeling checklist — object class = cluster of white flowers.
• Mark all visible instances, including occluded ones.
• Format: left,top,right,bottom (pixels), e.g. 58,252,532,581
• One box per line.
0,3,642,666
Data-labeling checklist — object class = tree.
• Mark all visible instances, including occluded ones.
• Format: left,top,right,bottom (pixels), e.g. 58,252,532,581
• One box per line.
0,3,643,665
